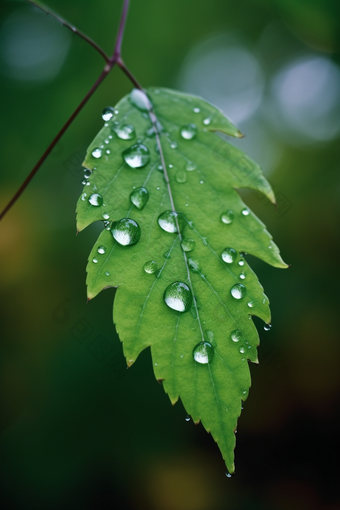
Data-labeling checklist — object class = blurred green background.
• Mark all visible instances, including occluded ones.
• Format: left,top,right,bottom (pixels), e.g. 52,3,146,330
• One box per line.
1,0,340,508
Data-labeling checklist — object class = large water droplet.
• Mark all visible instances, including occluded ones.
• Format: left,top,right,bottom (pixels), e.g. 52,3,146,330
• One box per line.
221,248,237,264
164,282,192,312
180,123,197,140
193,341,214,364
144,260,157,274
221,210,234,224
130,187,149,210
231,283,246,299
113,124,136,140
129,88,152,111
181,238,195,252
88,193,103,206
123,144,150,168
97,245,106,254
110,218,141,246
102,106,114,121
92,148,102,159
158,210,183,233
175,170,187,183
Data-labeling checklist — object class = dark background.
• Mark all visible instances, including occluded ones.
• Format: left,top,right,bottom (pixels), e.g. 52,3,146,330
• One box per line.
1,0,340,508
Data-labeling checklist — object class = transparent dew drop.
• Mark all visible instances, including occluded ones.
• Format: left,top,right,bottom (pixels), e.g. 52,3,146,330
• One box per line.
157,210,183,233
81,193,87,201
106,150,111,155
113,124,136,140
239,347,245,354
241,208,250,216
129,88,152,111
175,170,187,183
102,106,114,121
239,272,246,280
88,193,103,207
92,148,102,159
230,283,246,299
144,260,157,274
163,251,171,259
157,164,163,172
92,258,98,264
84,168,92,179
220,210,235,224
264,324,272,331
164,282,193,312
110,218,141,246
123,144,150,168
193,341,214,364
238,260,245,267
170,142,177,149
247,301,254,308
221,248,237,264
130,187,149,210
145,121,163,137
97,245,106,254
180,123,197,140
203,118,211,125
185,415,191,422
102,213,110,220
186,162,196,171
105,271,110,276
231,329,243,342
193,107,200,113
187,257,201,273
81,179,87,185
181,238,196,252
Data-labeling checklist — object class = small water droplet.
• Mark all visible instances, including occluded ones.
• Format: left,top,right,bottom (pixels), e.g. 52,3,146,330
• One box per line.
81,192,87,201
231,283,246,299
180,123,197,140
193,107,200,113
157,164,163,172
145,121,163,137
84,168,92,179
88,193,103,207
264,324,272,331
193,341,214,364
247,301,254,308
144,260,157,274
92,148,102,159
238,260,245,266
221,248,237,264
106,149,111,154
164,282,193,312
239,272,246,280
199,180,204,184
169,164,173,169
105,271,110,276
130,187,149,210
186,162,196,171
203,118,211,125
110,218,141,246
176,170,187,183
158,210,183,233
104,139,109,144
92,258,98,264
123,144,150,168
225,471,233,478
201,237,208,246
221,210,234,224
181,238,195,252
188,258,201,273
102,106,114,121
185,415,191,422
239,346,245,354
97,245,106,254
102,213,110,220
113,123,136,140
129,88,152,111
241,208,250,216
231,329,243,342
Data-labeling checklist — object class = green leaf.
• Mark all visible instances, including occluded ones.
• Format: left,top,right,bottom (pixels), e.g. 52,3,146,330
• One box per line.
76,88,287,473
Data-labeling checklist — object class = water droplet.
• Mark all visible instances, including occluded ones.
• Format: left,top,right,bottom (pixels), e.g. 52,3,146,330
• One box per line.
88,193,103,207
102,106,114,121
185,415,191,422
81,192,87,201
157,164,163,172
193,341,214,364
181,238,195,252
230,284,246,299
203,118,211,125
193,107,200,113
164,282,193,312
102,213,110,220
176,170,187,183
104,139,109,144
201,237,208,246
206,330,214,343
163,251,171,259
144,260,157,274
188,258,201,273
92,258,98,264
180,123,197,140
231,330,243,342
221,248,237,264
97,245,106,254
105,271,110,276
169,164,173,169
186,162,196,171
199,180,204,184
123,144,150,168
238,260,245,267
106,149,111,154
239,347,245,354
264,324,272,331
92,148,102,159
113,123,136,140
129,88,152,111
84,168,92,179
247,301,254,308
241,208,250,216
221,210,234,224
158,210,183,233
110,218,141,246
130,187,149,210
170,142,177,149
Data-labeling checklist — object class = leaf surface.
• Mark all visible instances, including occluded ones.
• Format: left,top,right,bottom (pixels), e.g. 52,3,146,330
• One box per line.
76,88,287,472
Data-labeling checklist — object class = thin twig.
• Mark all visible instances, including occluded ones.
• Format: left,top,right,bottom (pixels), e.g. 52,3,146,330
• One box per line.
113,0,130,59
25,0,110,62
118,59,143,89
